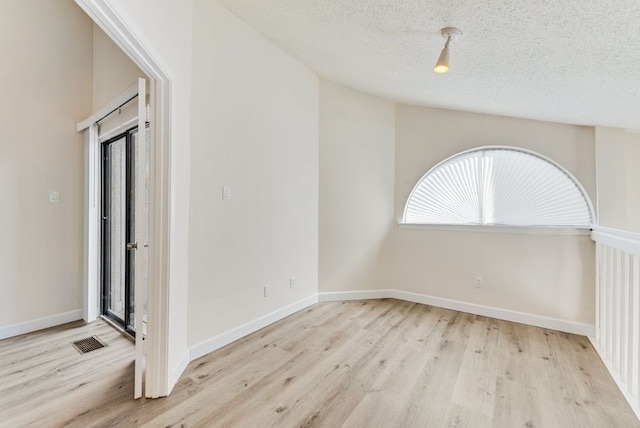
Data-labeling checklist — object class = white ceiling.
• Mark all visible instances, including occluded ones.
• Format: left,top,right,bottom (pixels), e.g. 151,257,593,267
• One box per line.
220,0,640,130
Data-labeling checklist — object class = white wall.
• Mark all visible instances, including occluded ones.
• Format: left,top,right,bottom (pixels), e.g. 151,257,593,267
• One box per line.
319,80,395,292
387,230,594,323
319,95,596,326
187,1,319,345
394,105,597,215
595,127,640,232
92,24,144,111
103,0,194,384
0,1,93,329
391,105,596,324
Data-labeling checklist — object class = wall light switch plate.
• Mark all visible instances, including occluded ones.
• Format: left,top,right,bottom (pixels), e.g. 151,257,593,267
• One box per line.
49,191,59,203
222,186,231,201
264,284,271,297
290,277,296,288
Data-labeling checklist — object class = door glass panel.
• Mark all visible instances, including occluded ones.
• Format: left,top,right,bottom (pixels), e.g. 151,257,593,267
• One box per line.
130,129,149,336
106,137,127,322
102,125,148,338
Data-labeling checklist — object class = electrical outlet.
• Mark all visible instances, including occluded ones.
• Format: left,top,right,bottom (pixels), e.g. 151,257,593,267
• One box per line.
474,276,484,288
289,277,296,288
264,284,271,297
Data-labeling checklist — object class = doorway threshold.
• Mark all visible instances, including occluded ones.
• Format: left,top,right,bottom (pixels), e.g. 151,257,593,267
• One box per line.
100,315,135,342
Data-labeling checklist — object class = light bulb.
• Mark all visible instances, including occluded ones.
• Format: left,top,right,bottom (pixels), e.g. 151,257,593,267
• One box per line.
433,47,450,73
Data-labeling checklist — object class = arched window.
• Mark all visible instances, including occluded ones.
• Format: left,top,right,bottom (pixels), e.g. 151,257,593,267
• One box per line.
403,146,594,227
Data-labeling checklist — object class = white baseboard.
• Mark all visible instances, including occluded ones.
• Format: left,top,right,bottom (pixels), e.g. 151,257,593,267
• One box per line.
318,290,595,337
190,294,319,361
168,348,191,394
589,337,640,420
317,290,391,302
0,309,83,340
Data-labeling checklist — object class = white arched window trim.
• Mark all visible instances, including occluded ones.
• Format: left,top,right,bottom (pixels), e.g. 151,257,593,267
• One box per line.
400,146,595,235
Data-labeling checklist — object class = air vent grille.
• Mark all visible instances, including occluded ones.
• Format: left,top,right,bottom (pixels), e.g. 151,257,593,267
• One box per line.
71,336,107,354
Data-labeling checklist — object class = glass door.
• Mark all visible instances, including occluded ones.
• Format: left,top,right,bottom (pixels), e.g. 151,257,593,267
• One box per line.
102,129,137,335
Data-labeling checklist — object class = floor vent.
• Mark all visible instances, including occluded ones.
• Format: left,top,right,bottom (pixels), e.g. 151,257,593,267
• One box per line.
72,336,107,354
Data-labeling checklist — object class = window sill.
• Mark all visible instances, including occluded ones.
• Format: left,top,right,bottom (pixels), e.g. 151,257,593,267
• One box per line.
397,223,592,236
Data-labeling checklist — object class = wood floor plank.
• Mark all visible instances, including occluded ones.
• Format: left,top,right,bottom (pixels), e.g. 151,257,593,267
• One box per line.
283,300,424,427
443,402,494,428
1,299,638,427
146,301,386,426
192,299,413,427
340,304,452,427
450,315,500,418
398,310,475,427
0,320,135,427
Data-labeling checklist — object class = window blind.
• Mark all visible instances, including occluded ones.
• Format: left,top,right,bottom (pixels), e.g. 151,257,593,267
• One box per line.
403,147,593,227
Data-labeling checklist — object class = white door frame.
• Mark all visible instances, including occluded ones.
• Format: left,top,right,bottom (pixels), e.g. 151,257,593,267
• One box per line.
75,0,172,398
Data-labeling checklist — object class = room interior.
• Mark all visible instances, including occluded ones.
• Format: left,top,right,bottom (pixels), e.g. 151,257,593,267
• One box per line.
1,0,640,425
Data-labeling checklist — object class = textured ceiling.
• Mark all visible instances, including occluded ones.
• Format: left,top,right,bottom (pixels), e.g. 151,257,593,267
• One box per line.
219,0,640,130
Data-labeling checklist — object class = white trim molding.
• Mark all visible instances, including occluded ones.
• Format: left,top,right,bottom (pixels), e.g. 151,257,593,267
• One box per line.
318,290,392,302
169,349,191,392
591,225,640,256
399,223,591,236
318,290,595,336
190,295,319,361
76,82,138,132
81,124,100,323
0,310,83,340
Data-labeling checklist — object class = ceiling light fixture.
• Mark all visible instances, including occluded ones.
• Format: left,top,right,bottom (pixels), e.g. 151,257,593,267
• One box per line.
434,27,462,74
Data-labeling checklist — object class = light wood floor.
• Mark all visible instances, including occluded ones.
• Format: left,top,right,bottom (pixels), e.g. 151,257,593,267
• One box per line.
1,299,638,427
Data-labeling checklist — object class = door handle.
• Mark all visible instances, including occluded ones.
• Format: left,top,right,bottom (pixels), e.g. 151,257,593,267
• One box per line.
126,242,138,250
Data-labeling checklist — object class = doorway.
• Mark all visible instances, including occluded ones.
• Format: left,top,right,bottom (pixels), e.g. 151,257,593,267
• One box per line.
79,78,153,398
77,0,175,394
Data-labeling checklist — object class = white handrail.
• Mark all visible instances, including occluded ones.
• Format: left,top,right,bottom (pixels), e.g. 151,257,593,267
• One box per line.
591,225,640,256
